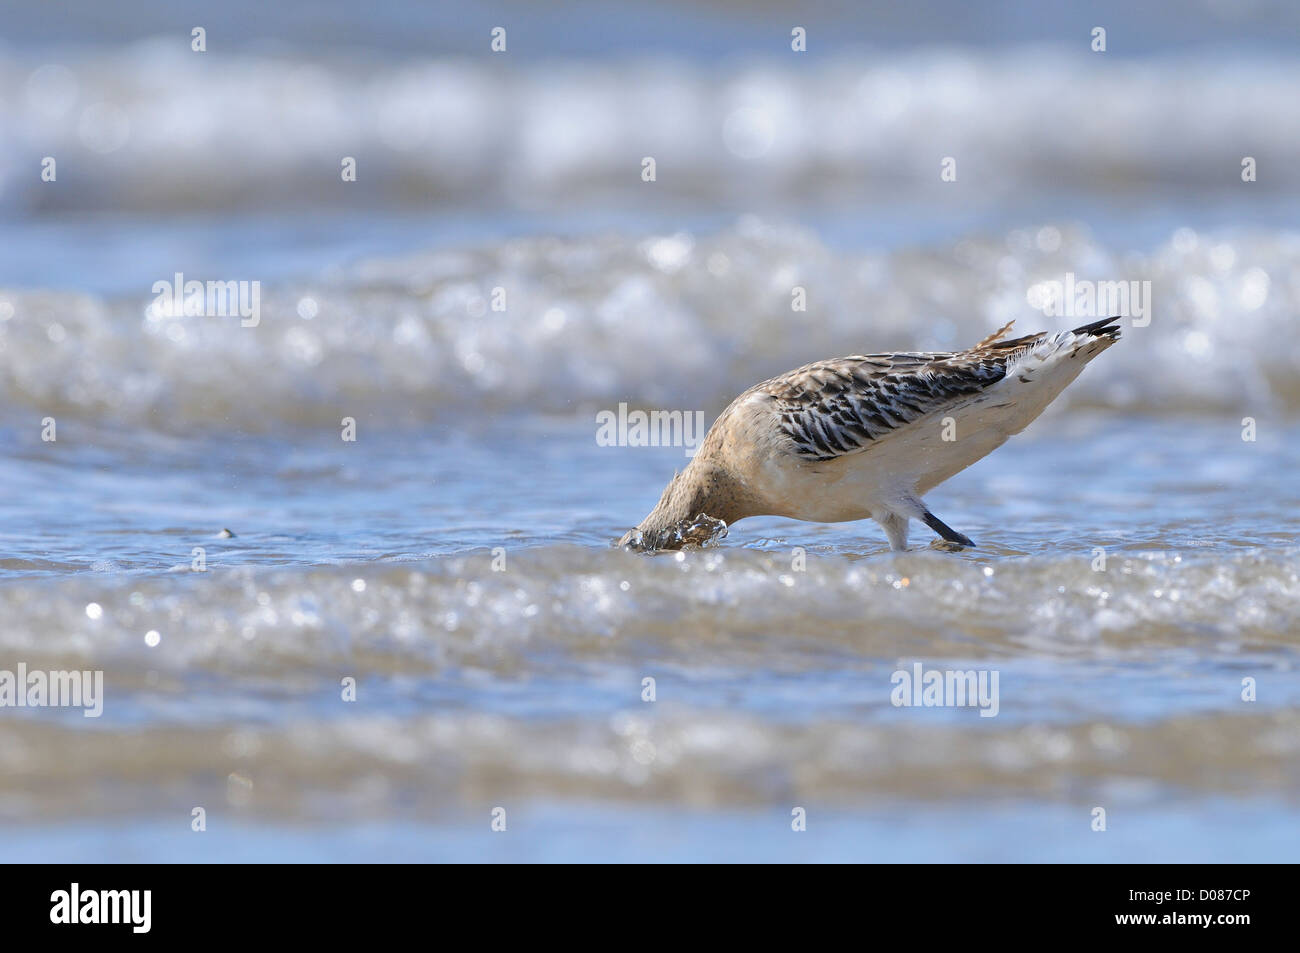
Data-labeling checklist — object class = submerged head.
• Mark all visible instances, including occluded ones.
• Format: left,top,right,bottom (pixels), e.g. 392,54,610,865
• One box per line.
618,465,744,552
619,513,729,552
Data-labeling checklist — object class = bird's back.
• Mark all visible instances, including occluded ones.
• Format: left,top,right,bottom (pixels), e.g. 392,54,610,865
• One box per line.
741,317,1119,466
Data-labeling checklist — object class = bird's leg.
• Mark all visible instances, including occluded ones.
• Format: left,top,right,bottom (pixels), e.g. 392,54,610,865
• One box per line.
876,512,911,551
886,493,976,549
921,509,975,547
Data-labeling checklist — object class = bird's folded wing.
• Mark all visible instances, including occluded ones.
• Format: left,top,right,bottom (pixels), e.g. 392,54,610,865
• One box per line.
759,352,1018,462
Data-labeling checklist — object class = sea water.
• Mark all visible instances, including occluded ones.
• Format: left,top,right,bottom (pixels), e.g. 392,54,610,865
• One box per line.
1,1,1298,861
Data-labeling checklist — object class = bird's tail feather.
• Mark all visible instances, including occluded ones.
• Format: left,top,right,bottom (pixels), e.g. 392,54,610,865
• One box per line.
1070,315,1123,337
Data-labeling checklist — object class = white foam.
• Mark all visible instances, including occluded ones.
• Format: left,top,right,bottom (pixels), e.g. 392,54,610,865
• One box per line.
3,46,1299,211
1,221,1296,428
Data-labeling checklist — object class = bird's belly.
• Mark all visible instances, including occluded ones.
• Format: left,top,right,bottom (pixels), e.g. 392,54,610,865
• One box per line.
755,454,877,522
760,408,1016,521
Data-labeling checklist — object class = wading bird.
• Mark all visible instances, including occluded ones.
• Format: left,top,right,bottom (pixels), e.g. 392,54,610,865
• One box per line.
620,317,1121,551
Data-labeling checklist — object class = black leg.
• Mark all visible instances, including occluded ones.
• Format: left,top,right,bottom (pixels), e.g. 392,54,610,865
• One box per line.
922,510,975,547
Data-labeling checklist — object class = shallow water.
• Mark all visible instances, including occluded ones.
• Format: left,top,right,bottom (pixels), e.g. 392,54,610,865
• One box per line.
3,1,1299,862
2,406,1298,860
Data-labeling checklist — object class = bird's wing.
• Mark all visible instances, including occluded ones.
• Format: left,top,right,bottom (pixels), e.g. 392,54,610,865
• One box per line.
756,348,1033,462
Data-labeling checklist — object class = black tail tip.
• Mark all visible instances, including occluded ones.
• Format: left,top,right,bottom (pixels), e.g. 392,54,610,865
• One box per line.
1071,315,1123,337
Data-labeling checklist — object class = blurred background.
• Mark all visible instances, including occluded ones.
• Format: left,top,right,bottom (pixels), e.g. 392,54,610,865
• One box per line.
1,0,1298,862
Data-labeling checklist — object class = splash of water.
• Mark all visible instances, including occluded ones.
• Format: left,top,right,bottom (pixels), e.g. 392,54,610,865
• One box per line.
620,514,729,552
